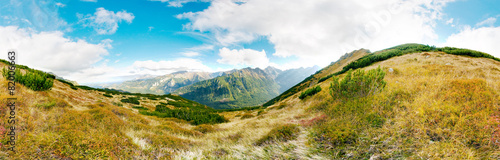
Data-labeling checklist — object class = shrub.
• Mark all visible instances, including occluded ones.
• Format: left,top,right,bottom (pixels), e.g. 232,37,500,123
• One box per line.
132,106,148,110
140,104,228,125
299,86,322,99
120,97,140,105
255,124,300,146
437,47,500,62
103,94,113,98
329,66,386,100
2,68,54,91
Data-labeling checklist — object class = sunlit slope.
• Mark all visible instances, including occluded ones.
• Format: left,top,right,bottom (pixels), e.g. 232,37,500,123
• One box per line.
0,61,222,159
264,48,500,159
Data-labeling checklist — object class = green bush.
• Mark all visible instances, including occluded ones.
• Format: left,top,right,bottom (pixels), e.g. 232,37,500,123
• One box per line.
437,47,500,61
255,124,300,146
103,94,113,98
132,106,148,110
299,86,322,99
120,97,140,105
140,104,228,125
329,67,386,100
2,68,53,91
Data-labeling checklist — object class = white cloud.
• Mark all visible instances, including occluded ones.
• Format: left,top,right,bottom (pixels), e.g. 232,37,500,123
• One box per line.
189,44,214,51
56,3,66,7
182,51,201,57
0,26,109,75
81,0,98,2
179,0,455,68
446,18,454,24
78,7,135,35
133,58,212,73
476,17,497,27
148,26,154,31
217,47,269,68
0,0,70,32
443,26,500,58
150,0,207,7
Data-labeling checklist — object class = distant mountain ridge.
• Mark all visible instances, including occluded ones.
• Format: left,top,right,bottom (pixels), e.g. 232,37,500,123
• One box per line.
173,67,280,109
105,71,214,95
106,66,319,109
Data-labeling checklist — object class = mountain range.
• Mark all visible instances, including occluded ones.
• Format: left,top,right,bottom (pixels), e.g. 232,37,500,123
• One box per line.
105,66,319,109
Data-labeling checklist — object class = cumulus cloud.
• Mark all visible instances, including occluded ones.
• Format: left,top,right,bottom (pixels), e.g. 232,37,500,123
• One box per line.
217,47,269,68
443,26,500,58
0,26,109,75
78,7,135,35
178,0,455,68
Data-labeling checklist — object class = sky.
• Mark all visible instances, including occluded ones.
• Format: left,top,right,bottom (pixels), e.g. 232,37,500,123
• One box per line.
0,0,499,84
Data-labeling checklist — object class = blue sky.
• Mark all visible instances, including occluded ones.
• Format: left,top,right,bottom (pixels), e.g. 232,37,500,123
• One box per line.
1,0,499,84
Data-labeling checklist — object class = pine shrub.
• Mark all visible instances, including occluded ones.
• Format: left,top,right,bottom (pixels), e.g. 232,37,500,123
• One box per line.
329,66,386,100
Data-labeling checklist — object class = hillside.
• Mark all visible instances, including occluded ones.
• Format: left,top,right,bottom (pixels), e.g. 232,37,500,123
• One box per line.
173,67,280,109
263,48,371,106
0,44,499,159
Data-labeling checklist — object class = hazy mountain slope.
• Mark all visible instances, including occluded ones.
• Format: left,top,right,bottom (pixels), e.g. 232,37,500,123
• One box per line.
263,66,283,79
173,67,280,109
274,66,320,93
106,71,213,95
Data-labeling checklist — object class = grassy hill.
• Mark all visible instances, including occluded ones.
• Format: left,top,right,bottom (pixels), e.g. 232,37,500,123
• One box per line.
0,44,499,159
